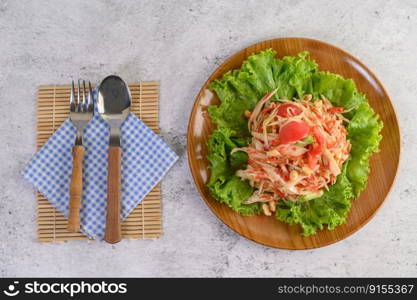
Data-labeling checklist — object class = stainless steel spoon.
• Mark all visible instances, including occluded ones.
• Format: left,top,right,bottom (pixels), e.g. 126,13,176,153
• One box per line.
97,75,131,243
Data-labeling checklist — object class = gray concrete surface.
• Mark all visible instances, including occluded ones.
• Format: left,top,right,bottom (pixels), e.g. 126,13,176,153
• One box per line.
0,0,416,277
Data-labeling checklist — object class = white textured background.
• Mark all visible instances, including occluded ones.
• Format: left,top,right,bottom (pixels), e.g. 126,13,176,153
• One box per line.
0,0,416,277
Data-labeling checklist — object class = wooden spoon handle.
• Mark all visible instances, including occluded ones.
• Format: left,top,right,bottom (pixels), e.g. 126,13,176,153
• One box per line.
67,145,85,232
104,146,122,243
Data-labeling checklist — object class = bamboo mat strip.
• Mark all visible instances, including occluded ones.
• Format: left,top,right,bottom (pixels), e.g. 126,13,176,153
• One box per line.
36,82,162,242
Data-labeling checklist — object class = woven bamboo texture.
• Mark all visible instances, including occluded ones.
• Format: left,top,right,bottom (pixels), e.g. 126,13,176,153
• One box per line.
36,82,162,242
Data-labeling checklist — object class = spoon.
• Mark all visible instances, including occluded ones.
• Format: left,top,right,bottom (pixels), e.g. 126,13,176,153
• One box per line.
97,75,131,243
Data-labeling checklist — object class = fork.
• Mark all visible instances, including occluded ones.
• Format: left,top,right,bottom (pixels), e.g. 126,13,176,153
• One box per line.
67,80,94,232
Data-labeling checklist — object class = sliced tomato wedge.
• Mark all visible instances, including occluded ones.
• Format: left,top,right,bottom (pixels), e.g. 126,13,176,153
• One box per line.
327,107,344,113
307,144,321,169
278,121,310,144
261,106,274,115
309,142,322,156
306,127,326,169
311,126,326,148
277,104,302,117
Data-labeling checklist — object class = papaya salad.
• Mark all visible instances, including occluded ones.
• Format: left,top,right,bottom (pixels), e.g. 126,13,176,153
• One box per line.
206,50,382,235
233,90,351,216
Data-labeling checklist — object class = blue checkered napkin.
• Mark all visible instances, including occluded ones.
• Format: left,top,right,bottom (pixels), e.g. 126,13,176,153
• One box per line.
23,90,178,240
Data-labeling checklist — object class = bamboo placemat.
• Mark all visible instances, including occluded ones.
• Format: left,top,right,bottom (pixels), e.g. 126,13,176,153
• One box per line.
36,82,162,242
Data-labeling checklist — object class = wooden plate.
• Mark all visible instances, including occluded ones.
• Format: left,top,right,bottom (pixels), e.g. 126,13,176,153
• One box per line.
187,38,400,249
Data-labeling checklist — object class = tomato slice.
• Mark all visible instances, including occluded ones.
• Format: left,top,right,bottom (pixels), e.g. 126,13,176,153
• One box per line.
306,128,325,168
277,104,302,117
311,126,326,148
309,142,322,156
278,121,310,144
307,153,317,169
327,107,344,113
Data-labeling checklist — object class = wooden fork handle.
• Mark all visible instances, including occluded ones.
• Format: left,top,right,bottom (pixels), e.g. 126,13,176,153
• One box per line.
67,145,85,232
104,146,122,243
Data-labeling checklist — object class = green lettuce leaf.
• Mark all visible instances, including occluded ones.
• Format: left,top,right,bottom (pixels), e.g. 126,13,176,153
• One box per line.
206,49,382,235
309,71,367,119
208,50,317,135
276,164,353,236
206,128,260,216
347,102,383,196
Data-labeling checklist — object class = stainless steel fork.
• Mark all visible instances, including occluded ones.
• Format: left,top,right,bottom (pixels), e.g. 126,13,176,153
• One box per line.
67,80,94,232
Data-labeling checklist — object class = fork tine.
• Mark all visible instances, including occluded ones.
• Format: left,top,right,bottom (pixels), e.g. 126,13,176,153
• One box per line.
70,80,75,104
77,79,81,110
82,80,87,111
88,81,94,112
70,80,75,112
